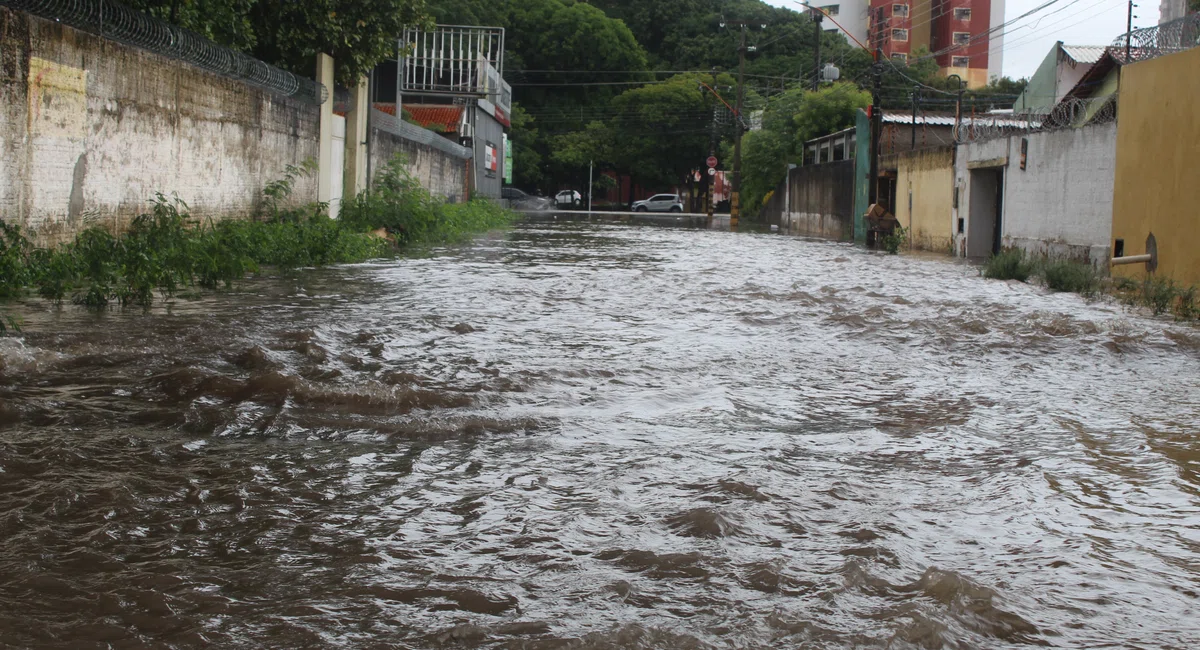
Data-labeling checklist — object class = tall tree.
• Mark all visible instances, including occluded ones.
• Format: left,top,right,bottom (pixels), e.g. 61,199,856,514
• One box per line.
740,82,870,212
127,0,430,85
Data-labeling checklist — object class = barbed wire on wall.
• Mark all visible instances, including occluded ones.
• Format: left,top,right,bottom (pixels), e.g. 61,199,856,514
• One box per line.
2,0,328,104
1110,12,1200,64
954,96,1117,144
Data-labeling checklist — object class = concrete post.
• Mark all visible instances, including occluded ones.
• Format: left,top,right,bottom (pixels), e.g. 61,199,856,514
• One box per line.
316,53,335,215
344,74,369,200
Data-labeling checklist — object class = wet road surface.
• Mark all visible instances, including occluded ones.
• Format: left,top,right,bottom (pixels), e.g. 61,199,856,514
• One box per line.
1,223,1198,648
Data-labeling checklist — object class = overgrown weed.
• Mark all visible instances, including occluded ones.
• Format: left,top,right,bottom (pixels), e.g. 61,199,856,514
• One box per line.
1041,259,1102,299
881,226,907,255
0,155,514,326
982,248,1033,282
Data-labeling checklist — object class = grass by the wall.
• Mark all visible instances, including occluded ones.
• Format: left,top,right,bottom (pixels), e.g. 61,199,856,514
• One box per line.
339,156,513,245
982,248,1034,282
1041,259,1102,299
0,155,514,323
979,247,1199,324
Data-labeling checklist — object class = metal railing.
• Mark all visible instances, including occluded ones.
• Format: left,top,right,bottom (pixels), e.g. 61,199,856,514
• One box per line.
3,0,327,104
399,25,505,97
1111,12,1200,64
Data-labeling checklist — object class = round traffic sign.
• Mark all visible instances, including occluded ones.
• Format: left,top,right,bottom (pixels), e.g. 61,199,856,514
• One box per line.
706,156,718,168
707,167,717,176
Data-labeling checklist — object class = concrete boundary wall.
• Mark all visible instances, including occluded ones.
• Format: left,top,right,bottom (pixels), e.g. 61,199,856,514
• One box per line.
0,9,320,245
892,147,955,253
953,122,1116,266
0,9,476,245
1112,46,1200,286
369,125,469,203
764,160,856,241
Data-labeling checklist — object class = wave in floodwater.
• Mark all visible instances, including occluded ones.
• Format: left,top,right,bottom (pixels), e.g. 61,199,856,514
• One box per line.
1,223,1198,648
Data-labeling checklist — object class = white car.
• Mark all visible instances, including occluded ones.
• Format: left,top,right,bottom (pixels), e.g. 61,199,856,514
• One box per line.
555,190,582,208
632,193,684,213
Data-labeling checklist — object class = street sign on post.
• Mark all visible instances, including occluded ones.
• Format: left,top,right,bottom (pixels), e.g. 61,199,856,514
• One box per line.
708,167,716,176
707,156,718,168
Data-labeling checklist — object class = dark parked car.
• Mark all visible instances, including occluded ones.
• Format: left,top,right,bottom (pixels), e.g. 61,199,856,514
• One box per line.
502,187,552,211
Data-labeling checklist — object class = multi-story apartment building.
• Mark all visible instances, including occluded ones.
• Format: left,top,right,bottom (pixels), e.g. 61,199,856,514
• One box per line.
826,0,1005,88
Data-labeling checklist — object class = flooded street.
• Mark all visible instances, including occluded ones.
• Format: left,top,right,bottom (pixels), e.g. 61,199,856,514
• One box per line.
1,222,1198,648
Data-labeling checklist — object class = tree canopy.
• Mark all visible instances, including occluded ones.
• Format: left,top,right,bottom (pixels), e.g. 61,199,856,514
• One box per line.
739,83,871,213
127,0,429,85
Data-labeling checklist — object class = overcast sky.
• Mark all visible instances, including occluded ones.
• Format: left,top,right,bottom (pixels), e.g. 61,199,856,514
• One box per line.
764,0,1159,79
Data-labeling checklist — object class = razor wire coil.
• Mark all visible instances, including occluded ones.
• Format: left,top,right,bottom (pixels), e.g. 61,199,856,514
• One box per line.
955,96,1118,144
3,0,327,104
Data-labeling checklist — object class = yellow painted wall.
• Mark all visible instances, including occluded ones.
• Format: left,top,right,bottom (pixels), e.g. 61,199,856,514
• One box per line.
1111,47,1200,286
894,147,955,253
910,0,933,53
939,66,989,89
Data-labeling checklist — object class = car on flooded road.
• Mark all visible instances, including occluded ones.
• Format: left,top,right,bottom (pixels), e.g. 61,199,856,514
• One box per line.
502,187,553,211
555,190,582,209
632,193,684,212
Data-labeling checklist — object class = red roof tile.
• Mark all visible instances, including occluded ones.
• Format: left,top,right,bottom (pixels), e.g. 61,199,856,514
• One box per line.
402,105,464,133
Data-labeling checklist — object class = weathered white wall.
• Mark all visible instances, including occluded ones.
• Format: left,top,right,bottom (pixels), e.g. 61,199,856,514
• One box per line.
1,10,319,245
1003,123,1116,264
369,127,468,203
954,123,1116,265
1054,58,1092,105
952,137,1008,258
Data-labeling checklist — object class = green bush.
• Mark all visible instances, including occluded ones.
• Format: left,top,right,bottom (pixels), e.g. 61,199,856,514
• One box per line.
983,248,1033,282
340,155,514,246
0,221,36,298
1176,286,1198,322
1042,259,1101,298
1142,276,1178,316
881,226,907,255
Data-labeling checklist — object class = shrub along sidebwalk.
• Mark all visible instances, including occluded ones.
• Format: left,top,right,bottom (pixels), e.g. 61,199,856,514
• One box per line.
0,156,514,328
979,247,1199,324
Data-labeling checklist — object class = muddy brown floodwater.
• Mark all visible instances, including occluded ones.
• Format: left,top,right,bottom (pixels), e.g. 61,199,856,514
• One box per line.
1,222,1199,649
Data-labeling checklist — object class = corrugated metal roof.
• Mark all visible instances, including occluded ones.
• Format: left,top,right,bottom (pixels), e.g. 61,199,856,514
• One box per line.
1061,45,1108,64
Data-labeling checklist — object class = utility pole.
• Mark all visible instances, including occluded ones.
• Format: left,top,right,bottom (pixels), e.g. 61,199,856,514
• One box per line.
719,17,764,229
910,85,919,149
732,24,746,229
811,9,823,91
708,67,718,222
869,49,882,206
1125,1,1137,60
947,74,963,142
588,159,593,218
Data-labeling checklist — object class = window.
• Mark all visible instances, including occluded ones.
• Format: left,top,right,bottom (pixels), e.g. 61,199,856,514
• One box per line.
954,7,972,20
891,53,908,62
952,56,970,67
892,28,909,41
953,32,971,45
820,4,840,15
893,4,909,17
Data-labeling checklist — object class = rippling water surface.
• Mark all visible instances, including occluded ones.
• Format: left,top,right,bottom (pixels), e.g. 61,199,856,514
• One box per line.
2,223,1199,648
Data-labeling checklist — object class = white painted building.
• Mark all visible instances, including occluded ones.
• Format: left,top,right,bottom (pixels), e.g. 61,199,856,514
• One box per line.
817,0,869,51
989,0,1007,83
1160,0,1188,23
952,123,1117,266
